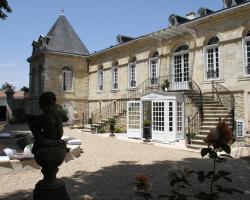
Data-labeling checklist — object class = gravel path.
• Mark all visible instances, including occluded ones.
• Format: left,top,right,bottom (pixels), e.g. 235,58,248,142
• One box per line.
0,126,250,200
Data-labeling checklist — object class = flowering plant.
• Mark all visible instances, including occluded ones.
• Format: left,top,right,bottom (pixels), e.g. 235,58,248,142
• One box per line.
196,119,242,199
134,174,152,199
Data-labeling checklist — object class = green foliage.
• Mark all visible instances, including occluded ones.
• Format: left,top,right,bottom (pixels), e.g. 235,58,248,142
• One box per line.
0,0,12,20
162,79,170,90
108,118,116,125
191,132,197,139
20,86,29,92
143,119,151,127
15,134,34,150
12,108,26,123
98,127,106,133
0,82,13,90
88,118,93,124
114,127,124,133
133,119,243,200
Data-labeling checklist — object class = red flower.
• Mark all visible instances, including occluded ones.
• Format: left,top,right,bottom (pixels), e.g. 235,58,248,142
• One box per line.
204,119,234,150
135,174,150,192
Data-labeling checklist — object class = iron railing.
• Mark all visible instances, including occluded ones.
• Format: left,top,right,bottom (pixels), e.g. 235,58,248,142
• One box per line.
128,74,190,99
211,81,235,131
187,78,204,140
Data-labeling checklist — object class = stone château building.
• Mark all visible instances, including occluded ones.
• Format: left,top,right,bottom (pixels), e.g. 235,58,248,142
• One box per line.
27,0,250,148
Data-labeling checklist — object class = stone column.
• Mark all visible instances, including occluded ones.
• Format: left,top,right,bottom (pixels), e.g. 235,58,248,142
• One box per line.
5,85,15,122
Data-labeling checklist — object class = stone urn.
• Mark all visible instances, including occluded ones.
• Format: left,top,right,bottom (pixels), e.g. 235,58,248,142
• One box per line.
33,142,70,200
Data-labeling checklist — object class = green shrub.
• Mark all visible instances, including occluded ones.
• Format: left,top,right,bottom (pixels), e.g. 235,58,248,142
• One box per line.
13,108,26,123
114,127,124,133
98,127,106,133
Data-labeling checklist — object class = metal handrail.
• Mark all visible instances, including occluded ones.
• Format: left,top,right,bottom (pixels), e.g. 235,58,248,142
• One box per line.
187,78,204,141
211,81,235,131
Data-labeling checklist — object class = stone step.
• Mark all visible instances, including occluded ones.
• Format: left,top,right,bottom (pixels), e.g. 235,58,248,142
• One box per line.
191,139,206,145
203,105,225,108
204,113,229,117
187,144,207,150
203,117,233,121
203,110,229,114
195,134,207,140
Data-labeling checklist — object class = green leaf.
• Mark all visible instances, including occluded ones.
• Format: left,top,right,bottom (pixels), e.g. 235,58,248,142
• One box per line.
170,180,176,187
206,171,214,178
223,176,232,182
221,144,231,154
208,150,218,159
217,170,230,177
220,154,233,159
197,171,206,183
201,148,209,157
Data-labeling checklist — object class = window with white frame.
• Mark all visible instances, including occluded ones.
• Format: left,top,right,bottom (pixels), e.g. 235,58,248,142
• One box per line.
244,31,250,75
235,120,244,137
149,51,159,85
205,37,220,80
173,45,189,83
97,66,104,91
177,102,183,132
112,66,118,90
128,57,136,88
62,66,73,92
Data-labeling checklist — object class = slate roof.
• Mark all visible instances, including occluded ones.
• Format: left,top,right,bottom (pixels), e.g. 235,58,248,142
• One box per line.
45,14,89,55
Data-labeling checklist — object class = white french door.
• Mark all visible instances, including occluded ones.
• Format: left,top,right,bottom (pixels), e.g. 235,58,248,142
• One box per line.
151,101,165,141
149,58,158,86
173,53,189,90
127,101,141,138
151,100,176,142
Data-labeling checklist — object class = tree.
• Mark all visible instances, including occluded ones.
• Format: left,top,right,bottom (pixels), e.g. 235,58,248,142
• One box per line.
0,82,14,90
0,0,12,20
20,86,29,92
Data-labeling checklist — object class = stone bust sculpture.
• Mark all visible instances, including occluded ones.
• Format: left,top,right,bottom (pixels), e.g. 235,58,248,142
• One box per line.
26,92,70,200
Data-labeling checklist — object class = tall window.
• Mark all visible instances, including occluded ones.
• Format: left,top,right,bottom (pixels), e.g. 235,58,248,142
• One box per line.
128,57,136,88
97,66,104,91
244,31,250,75
62,66,72,92
205,36,220,80
173,45,189,83
112,62,118,90
149,51,159,85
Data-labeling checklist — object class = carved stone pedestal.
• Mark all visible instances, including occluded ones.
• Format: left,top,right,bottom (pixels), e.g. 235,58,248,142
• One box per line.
33,144,70,200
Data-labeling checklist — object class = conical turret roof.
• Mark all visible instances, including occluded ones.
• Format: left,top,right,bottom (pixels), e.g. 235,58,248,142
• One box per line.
45,14,89,55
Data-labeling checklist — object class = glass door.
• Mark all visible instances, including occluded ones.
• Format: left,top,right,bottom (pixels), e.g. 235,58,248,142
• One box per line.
127,101,141,138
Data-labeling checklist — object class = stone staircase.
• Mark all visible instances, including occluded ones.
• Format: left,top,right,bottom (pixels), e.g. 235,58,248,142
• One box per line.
187,94,232,150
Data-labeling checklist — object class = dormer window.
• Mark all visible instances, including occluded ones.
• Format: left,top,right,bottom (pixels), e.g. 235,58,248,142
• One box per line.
224,0,233,8
205,36,220,80
62,66,73,92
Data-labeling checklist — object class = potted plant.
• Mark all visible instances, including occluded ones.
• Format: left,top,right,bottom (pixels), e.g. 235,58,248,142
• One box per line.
188,80,193,90
143,119,151,142
162,79,170,91
109,118,116,137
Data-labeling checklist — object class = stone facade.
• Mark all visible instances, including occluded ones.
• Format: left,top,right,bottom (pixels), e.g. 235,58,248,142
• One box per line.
26,1,250,137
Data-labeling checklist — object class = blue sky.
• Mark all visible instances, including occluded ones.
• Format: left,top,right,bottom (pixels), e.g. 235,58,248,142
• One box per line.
0,0,222,90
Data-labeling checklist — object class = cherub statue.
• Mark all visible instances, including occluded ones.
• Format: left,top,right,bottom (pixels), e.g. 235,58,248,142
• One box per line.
26,92,68,153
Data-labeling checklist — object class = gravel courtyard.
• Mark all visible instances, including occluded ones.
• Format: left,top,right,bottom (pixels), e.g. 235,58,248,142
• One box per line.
0,125,250,200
